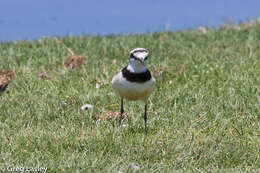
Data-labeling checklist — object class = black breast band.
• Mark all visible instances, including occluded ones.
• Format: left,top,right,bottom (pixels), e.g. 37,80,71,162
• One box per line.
122,66,152,83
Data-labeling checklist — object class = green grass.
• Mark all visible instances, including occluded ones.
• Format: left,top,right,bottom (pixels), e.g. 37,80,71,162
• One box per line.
1,22,260,172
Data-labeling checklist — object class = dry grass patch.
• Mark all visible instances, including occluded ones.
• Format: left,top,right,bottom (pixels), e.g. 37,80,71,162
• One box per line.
0,69,15,92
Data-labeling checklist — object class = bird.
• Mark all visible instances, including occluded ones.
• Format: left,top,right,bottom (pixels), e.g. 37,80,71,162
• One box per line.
112,48,155,134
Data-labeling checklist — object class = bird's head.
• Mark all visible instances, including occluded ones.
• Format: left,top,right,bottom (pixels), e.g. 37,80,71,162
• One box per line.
129,48,149,71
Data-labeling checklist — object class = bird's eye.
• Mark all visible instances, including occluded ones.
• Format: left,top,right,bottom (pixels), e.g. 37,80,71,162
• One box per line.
130,53,135,59
144,56,148,60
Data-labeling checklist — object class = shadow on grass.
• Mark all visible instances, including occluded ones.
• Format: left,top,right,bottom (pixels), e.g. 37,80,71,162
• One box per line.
126,125,156,135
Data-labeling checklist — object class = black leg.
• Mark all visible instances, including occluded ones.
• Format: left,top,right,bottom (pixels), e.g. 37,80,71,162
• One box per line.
119,99,124,127
144,103,148,135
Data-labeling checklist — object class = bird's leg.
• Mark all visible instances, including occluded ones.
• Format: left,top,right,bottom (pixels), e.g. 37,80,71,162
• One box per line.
119,99,124,127
144,102,148,135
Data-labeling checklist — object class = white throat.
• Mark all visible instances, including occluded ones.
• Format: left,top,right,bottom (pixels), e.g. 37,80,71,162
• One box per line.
127,61,147,73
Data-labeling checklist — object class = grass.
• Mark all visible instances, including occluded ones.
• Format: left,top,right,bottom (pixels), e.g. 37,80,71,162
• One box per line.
0,21,260,172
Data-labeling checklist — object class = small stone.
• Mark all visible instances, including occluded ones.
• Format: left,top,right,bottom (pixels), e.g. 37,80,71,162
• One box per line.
198,26,207,34
130,163,140,171
39,72,47,79
112,59,117,64
81,104,93,110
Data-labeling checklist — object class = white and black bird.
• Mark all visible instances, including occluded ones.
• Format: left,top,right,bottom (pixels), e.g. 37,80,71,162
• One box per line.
112,48,155,134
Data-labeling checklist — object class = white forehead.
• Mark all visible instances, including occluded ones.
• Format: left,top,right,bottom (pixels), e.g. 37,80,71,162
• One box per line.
130,48,149,58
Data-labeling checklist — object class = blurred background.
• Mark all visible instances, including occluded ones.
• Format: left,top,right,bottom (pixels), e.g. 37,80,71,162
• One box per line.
1,0,260,42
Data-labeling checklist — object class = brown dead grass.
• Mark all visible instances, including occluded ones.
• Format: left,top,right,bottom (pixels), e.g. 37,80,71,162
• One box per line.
91,78,109,89
0,69,15,92
152,66,171,79
55,38,87,69
63,54,86,69
94,110,128,122
177,64,185,75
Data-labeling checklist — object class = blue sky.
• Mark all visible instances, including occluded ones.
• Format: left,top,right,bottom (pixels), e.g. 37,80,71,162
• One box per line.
1,0,260,41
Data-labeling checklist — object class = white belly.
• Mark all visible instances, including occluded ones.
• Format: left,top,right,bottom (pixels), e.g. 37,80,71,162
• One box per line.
112,72,155,101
